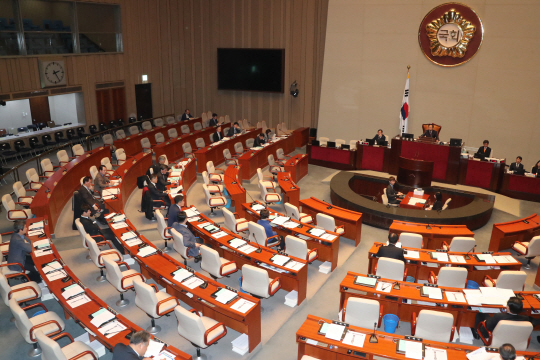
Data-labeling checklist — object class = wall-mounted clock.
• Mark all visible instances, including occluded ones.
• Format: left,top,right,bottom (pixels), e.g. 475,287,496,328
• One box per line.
39,60,67,88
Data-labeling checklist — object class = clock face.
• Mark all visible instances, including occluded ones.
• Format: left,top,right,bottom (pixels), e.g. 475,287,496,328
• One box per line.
39,60,67,87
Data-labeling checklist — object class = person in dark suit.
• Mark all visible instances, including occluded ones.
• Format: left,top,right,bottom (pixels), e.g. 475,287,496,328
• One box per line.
112,330,152,360
7,220,41,283
228,122,242,137
532,160,540,176
94,165,110,196
373,129,386,145
420,124,439,140
475,140,491,159
79,176,108,223
376,233,405,262
180,109,193,121
474,297,533,339
146,155,167,177
208,113,219,127
264,128,273,141
80,205,124,254
509,156,525,175
253,133,266,147
386,176,403,204
429,192,443,211
172,211,202,262
148,174,171,207
212,125,223,143
256,209,285,250
499,344,516,360
156,165,171,191
167,195,184,227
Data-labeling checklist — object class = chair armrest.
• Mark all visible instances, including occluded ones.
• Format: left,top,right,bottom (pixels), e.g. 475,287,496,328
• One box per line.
121,273,145,290
268,277,281,296
442,241,449,250
204,322,227,346
188,308,200,316
0,262,25,272
209,173,224,181
90,234,106,242
156,296,179,316
207,186,223,196
342,298,348,321
450,324,455,342
476,320,492,346
209,196,226,205
38,176,49,179
22,302,48,313
213,168,225,174
265,235,281,248
306,248,318,262
513,240,529,255
30,181,44,187
69,351,98,360
235,219,249,232
8,285,40,301
378,304,384,328
163,227,172,239
428,271,437,284
97,250,122,265
96,240,113,249
6,272,30,282
14,202,31,206
411,312,417,335
298,214,312,223
334,225,345,232
483,274,495,287
26,189,39,193
30,320,63,341
219,260,237,276
50,332,74,343
149,283,159,292
116,261,130,270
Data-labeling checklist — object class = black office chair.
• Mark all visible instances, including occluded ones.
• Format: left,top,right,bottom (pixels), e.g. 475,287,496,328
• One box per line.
54,131,69,146
27,124,38,132
77,126,90,139
37,123,47,130
42,134,57,149
14,140,32,159
17,127,27,134
117,119,125,127
29,136,45,154
129,117,137,124
99,123,108,132
66,129,81,144
0,143,17,164
109,120,118,128
63,122,72,126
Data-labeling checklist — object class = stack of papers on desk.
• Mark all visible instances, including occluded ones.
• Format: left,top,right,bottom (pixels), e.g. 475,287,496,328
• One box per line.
231,299,255,313
231,334,250,355
271,216,290,226
197,222,211,228
446,292,466,303
450,255,467,263
179,160,190,167
432,252,449,262
251,204,265,211
182,277,205,289
153,351,176,360
321,233,337,241
169,186,183,195
250,147,263,151
493,255,518,264
308,228,326,237
407,198,426,205
137,246,157,257
28,229,45,237
479,287,515,306
170,171,182,177
110,180,120,186
284,260,305,271
229,239,246,248
104,212,117,219
112,214,126,222
342,331,366,347
423,286,443,300
67,294,91,308
111,222,129,230
90,309,115,327
237,244,257,254
424,347,447,360
43,261,62,273
99,320,127,338
34,239,50,249
399,340,423,360
103,188,119,196
62,284,84,299
324,323,346,341
35,248,53,257
376,282,393,293
29,221,44,230
463,289,483,305
144,340,165,358
296,234,310,240
172,268,193,282
213,231,228,239
215,288,238,304
271,254,290,266
282,221,298,229
125,238,143,247
121,231,137,240
259,262,288,274
476,254,496,264
405,250,420,259
187,216,200,222
185,207,200,218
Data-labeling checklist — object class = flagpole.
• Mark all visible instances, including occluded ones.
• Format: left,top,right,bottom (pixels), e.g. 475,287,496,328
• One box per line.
399,65,411,136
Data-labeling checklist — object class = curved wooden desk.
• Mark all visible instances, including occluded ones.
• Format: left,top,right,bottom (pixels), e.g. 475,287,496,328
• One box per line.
277,172,300,207
238,135,295,181
299,197,362,246
292,127,309,148
501,173,540,203
31,146,112,235
389,220,474,249
368,242,521,283
489,214,540,252
28,217,192,359
283,154,308,183
397,156,434,188
223,165,247,217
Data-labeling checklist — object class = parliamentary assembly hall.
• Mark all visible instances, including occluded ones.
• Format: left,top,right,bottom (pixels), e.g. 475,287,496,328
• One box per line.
1,1,540,359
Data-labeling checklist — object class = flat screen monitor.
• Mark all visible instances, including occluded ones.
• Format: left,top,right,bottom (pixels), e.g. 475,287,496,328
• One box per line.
327,141,336,148
341,144,350,150
217,48,285,92
366,138,375,146
311,140,320,146
402,133,414,140
449,138,462,146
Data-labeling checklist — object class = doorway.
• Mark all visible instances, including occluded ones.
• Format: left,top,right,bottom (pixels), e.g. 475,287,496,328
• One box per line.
29,97,51,124
135,83,152,120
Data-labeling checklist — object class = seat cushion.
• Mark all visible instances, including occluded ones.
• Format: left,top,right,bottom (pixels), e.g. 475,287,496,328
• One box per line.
58,341,98,360
1,262,29,275
121,269,144,290
513,242,529,255
220,258,237,275
29,311,65,340
209,174,223,182
208,185,223,193
442,244,448,251
236,219,248,232
209,197,226,206
19,198,33,205
0,243,9,253
265,194,281,203
201,316,225,347
299,213,313,223
10,281,42,303
10,209,32,219
308,250,317,262
155,291,177,315
485,278,495,287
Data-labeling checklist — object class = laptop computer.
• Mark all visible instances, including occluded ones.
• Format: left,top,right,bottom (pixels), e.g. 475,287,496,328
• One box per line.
402,133,414,140
311,140,320,146
449,138,462,147
327,141,336,148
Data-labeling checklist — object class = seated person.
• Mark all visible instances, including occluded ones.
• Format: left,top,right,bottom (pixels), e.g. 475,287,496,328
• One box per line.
475,140,491,160
499,344,516,360
264,128,273,141
79,176,108,224
474,297,534,339
509,156,525,175
228,122,242,137
172,211,202,262
373,129,386,145
147,173,171,207
376,233,405,262
253,133,266,147
420,124,439,140
156,165,171,191
180,109,193,121
212,125,224,142
167,195,184,227
7,220,41,283
257,209,285,250
532,160,540,175
386,176,403,204
80,204,124,254
208,113,219,127
146,155,167,176
428,192,443,211
112,330,152,360
94,165,111,197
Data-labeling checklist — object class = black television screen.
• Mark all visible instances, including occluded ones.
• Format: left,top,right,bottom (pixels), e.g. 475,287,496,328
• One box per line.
217,48,284,92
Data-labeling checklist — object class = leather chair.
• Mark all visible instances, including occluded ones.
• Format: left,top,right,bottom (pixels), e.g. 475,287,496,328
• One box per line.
442,198,452,210
243,119,254,131
225,115,231,123
429,267,468,288
284,203,313,224
102,134,114,148
200,245,238,279
343,297,383,328
318,137,329,147
422,123,442,136
41,158,60,177
89,165,98,181
181,125,190,134
335,139,346,148
268,154,284,174
115,148,127,165
166,116,175,124
234,142,245,156
35,330,98,360
246,138,255,148
399,232,423,248
223,208,248,234
141,121,152,131
276,148,291,163
195,137,206,149
349,140,359,150
375,258,406,281
155,132,165,144
57,149,74,166
133,280,178,334
9,297,66,357
86,235,122,282
171,228,194,265
13,181,34,206
2,194,32,221
103,257,145,307
193,122,202,131
0,272,41,306
512,236,540,268
248,221,280,248
154,118,164,127
281,122,293,134
101,157,117,175
477,320,532,350
129,125,139,135
382,188,398,207
241,264,281,298
223,149,238,166
258,180,281,206
202,171,224,194
168,128,178,139
75,218,103,260
72,144,84,157
156,211,172,252
316,213,344,235
116,129,126,139
182,142,194,158
140,138,152,154
285,235,318,263
442,237,475,252
202,184,226,216
483,271,526,291
0,232,10,259
174,306,227,359
257,168,277,189
411,310,455,342
206,161,224,183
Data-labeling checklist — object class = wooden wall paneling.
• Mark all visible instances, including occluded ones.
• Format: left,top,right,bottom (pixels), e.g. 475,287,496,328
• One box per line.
193,0,204,114
161,0,173,116
112,87,126,120
169,0,181,115
96,88,111,124
0,59,8,93
302,0,316,130
184,0,195,114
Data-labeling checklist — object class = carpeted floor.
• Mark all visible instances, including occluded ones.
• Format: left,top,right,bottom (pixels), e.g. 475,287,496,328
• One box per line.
2,146,540,360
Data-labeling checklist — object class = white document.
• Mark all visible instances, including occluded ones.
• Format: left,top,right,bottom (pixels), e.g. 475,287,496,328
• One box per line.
282,221,299,229
458,326,475,344
154,350,176,360
446,292,466,303
137,246,157,257
342,331,366,347
321,233,337,240
405,250,420,259
271,254,290,266
186,216,200,222
111,222,129,230
102,195,116,200
229,238,247,248
184,207,200,217
170,171,182,177
182,277,205,289
172,268,193,282
197,222,211,228
324,323,345,341
271,216,290,226
428,287,443,300
285,260,305,271
33,239,50,248
231,299,256,313
478,254,496,264
66,294,91,308
62,284,84,299
144,340,165,357
433,252,449,262
251,204,265,211
103,188,119,195
309,228,326,237
46,269,67,281
42,261,62,273
215,289,238,304
404,340,423,360
450,255,467,263
34,249,53,257
29,221,44,230
112,214,126,222
121,231,137,240
424,347,447,360
98,320,126,338
376,282,393,293
28,230,45,237
125,238,143,247
90,309,115,327
493,255,518,264
238,244,257,254
213,231,228,239
463,289,483,305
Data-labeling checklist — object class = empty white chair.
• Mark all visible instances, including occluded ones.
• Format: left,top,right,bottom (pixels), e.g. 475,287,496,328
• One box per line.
115,148,127,165
201,112,208,123
35,330,98,360
134,280,178,334
174,305,227,358
156,211,172,252
225,115,231,123
116,129,126,139
257,168,276,189
154,118,164,127
2,194,32,221
284,202,313,224
72,144,84,156
202,184,226,216
140,137,152,154
223,148,238,165
193,122,202,131
202,171,224,194
181,124,190,134
442,236,475,252
318,137,329,147
429,267,468,288
103,256,144,307
246,138,255,148
258,180,281,206
335,139,346,148
9,297,66,357
349,140,360,150
56,149,72,166
206,161,224,183
101,157,117,175
13,181,33,205
478,320,532,350
243,119,254,130
155,132,165,144
0,272,41,306
375,258,406,281
86,234,122,282
399,232,423,248
411,310,455,342
483,271,527,291
168,128,178,139
276,148,291,163
234,142,244,155
268,154,284,174
285,235,318,263
74,218,101,260
0,232,10,258
343,297,382,328
171,228,194,265
512,235,540,268
222,208,248,234
442,198,452,210
182,142,194,158
141,121,152,131
129,125,139,135
195,137,205,149
281,121,293,134
276,123,285,136
166,116,175,124
248,221,280,248
40,158,59,177
200,245,238,279
316,213,344,234
102,134,114,148
241,264,281,298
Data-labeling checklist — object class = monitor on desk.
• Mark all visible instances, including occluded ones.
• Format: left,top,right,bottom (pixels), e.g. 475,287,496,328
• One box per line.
366,138,375,146
327,141,336,148
402,133,414,140
311,140,320,146
449,138,462,147
341,144,350,150
378,140,388,147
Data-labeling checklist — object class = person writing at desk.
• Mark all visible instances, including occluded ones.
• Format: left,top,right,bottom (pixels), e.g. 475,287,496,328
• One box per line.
172,211,202,262
373,129,386,145
376,233,406,262
420,124,439,140
180,109,193,121
156,165,171,191
112,330,152,360
228,122,242,137
79,176,108,224
7,220,42,283
167,195,184,227
257,209,285,250
386,176,403,205
94,165,111,197
509,156,525,175
212,125,223,143
475,140,491,160
253,133,266,147
208,113,220,127
532,160,540,175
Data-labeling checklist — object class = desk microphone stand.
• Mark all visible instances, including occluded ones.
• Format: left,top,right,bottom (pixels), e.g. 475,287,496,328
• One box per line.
369,322,378,343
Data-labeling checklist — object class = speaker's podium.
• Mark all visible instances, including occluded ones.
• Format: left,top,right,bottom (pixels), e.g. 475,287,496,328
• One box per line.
397,156,434,188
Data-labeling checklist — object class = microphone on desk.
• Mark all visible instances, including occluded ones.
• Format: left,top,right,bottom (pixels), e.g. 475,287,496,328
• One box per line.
464,245,477,260
369,322,378,343
392,280,401,290
426,223,431,230
44,185,51,193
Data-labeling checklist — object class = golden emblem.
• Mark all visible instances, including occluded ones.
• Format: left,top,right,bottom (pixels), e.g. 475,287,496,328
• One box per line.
426,9,476,58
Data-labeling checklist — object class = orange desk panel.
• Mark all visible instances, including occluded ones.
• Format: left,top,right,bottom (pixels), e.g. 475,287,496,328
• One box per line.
389,220,474,250
489,214,540,252
277,172,300,207
284,154,309,183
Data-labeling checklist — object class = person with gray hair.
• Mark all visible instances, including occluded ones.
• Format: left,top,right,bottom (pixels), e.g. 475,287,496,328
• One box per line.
499,343,516,360
7,220,41,283
112,330,152,360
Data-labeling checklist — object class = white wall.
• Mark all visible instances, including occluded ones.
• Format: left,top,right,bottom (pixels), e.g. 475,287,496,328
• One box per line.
49,93,83,125
0,99,32,132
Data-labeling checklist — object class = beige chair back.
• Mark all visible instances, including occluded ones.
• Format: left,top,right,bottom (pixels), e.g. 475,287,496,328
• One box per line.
74,218,89,249
234,142,244,154
345,298,380,329
116,148,126,165
41,158,55,174
101,157,113,171
491,320,532,350
13,181,28,199
89,165,98,180
246,138,255,148
335,139,346,148
166,116,175,124
436,267,467,288
242,264,271,298
134,280,159,318
222,208,239,233
103,134,114,146
495,271,527,291
349,140,359,150
200,245,223,278
316,213,336,232
141,121,152,131
415,310,454,342
182,143,193,157
181,125,190,134
10,297,36,343
196,138,205,149
193,122,202,131
248,221,268,246
399,233,423,249
285,235,308,260
168,128,178,138
103,257,126,292
171,228,188,259
129,126,139,135
318,137,329,146
375,258,404,281
442,198,452,210
26,168,42,190
174,306,208,348
527,236,540,257
155,133,165,144
57,149,69,164
72,144,84,156
448,237,475,252
154,118,164,127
